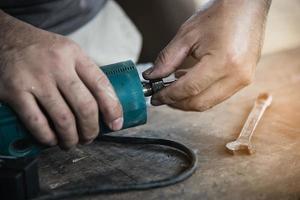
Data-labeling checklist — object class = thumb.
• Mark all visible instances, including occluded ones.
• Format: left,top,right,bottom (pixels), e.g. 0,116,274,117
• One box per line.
143,39,190,80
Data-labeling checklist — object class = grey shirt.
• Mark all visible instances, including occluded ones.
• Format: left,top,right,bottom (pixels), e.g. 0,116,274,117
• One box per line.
0,0,107,35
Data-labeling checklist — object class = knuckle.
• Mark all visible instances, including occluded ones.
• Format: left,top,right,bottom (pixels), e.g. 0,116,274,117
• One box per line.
95,74,110,88
224,51,243,71
180,33,194,47
54,111,75,131
78,55,94,69
177,24,196,45
48,39,79,67
78,99,98,119
58,37,79,51
225,54,253,86
48,52,66,70
157,49,172,66
66,41,81,55
36,89,55,101
3,76,25,92
27,113,47,127
181,43,191,55
66,39,79,49
184,81,201,96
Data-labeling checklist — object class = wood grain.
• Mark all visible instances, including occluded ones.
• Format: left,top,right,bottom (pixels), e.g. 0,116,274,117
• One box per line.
39,47,300,200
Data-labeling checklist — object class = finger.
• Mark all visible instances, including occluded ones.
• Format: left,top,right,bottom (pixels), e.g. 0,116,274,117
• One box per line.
57,72,99,144
151,60,223,105
33,85,78,150
170,77,244,111
75,55,123,131
143,36,191,80
8,92,57,146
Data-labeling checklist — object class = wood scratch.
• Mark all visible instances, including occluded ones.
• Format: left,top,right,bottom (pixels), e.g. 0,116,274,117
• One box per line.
72,156,88,163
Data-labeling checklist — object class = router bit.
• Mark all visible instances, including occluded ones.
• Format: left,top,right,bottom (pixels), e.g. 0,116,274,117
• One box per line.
142,79,175,97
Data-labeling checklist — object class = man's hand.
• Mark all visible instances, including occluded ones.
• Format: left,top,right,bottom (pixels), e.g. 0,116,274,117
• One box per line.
143,0,271,111
0,11,123,149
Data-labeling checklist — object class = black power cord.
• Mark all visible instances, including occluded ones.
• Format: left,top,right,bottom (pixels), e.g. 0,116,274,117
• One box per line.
34,135,198,200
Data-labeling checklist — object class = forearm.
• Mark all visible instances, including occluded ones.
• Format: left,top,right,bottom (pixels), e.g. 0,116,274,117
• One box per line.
0,10,54,77
0,10,17,47
0,10,28,71
209,0,272,62
0,10,50,51
0,10,18,72
215,0,271,16
0,10,15,28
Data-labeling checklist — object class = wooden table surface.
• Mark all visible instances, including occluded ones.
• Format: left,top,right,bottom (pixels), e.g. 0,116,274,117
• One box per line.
39,47,300,200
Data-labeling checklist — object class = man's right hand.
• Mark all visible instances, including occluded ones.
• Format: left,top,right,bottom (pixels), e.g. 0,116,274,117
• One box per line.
0,11,123,149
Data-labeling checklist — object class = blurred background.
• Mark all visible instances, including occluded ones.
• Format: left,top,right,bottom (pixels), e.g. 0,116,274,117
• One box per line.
70,0,300,65
128,0,300,62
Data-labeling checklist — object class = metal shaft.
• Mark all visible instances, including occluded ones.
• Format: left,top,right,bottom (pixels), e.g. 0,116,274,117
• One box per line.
142,79,175,97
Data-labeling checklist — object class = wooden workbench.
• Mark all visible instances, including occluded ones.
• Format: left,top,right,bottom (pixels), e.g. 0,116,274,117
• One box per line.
39,47,300,200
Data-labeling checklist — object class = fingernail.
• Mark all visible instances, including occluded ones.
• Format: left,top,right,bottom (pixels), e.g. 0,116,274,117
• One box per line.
143,67,154,75
109,117,123,131
151,99,163,106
